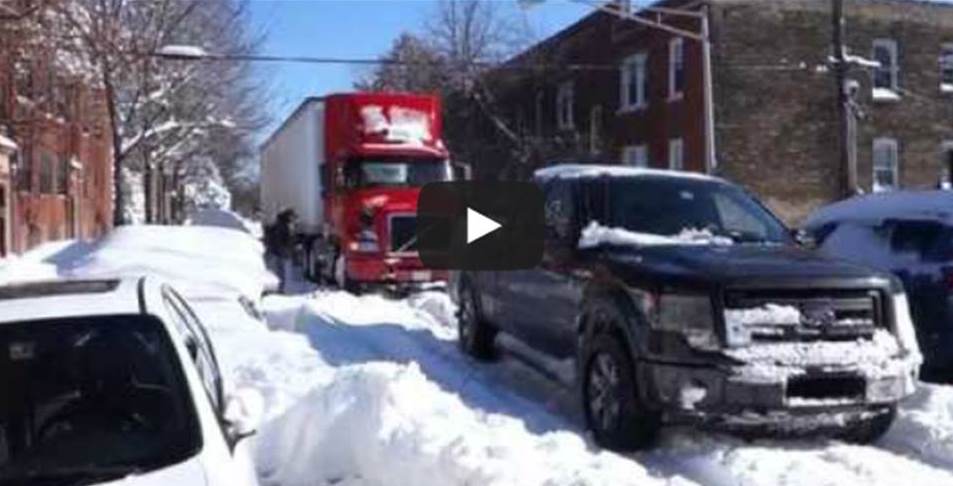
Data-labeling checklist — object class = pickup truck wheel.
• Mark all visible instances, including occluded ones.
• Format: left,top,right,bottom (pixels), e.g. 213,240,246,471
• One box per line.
582,334,659,451
457,284,497,361
842,406,897,444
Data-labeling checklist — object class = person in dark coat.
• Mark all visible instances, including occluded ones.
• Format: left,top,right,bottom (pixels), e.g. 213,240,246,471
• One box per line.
270,208,298,292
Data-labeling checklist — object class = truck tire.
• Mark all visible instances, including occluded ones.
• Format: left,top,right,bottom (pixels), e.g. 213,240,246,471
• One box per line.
581,333,660,451
457,282,497,361
334,254,361,294
842,406,897,444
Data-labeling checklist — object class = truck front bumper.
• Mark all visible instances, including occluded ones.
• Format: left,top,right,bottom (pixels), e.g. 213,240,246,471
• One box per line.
347,254,448,285
639,351,919,432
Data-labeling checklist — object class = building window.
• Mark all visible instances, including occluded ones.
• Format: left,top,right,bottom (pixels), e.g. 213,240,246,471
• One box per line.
620,53,648,111
622,145,649,168
669,138,684,171
556,81,574,130
59,158,70,195
589,105,603,154
941,43,953,93
873,138,899,192
669,37,685,100
39,153,56,194
941,141,953,188
872,39,899,99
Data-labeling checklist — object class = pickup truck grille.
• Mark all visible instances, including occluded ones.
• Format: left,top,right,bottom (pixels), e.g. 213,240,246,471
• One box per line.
724,288,884,342
389,215,418,253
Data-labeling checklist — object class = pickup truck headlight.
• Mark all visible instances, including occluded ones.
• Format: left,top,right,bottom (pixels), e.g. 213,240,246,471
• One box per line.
648,293,719,350
892,292,922,361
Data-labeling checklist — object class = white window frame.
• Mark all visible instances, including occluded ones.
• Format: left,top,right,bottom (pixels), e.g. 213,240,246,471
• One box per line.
620,52,648,111
668,138,684,171
622,144,649,167
941,43,953,93
941,141,953,187
872,137,899,192
872,39,899,99
668,37,685,101
556,81,574,130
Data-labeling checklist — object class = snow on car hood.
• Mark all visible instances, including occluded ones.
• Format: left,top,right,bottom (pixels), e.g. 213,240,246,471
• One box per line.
94,457,206,486
578,222,733,248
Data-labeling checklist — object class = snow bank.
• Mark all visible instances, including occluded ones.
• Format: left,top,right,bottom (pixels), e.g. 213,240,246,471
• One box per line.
884,383,953,469
66,225,276,299
187,208,254,234
578,222,733,249
256,362,691,486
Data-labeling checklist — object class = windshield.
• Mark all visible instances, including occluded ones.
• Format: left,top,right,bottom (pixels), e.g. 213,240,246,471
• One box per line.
607,177,791,244
0,315,199,484
345,158,452,188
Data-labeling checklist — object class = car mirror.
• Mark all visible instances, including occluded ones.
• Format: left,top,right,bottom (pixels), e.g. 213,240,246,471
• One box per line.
224,387,265,447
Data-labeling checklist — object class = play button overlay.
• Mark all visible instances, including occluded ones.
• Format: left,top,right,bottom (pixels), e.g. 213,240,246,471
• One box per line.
467,208,501,244
417,181,544,270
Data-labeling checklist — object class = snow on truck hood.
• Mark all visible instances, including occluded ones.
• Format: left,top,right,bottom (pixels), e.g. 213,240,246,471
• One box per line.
578,222,734,248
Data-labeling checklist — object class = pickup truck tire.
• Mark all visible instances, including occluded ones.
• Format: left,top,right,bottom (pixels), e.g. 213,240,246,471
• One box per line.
842,405,896,444
457,283,497,361
582,333,659,451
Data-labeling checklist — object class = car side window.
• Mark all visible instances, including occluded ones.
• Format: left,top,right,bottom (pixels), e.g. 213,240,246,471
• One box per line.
162,288,224,414
713,193,769,239
544,181,574,242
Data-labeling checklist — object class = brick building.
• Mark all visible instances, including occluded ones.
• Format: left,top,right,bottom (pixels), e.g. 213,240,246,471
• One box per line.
494,0,953,223
0,3,113,256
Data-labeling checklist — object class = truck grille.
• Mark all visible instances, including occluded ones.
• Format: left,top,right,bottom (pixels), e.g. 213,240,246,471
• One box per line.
724,288,884,342
389,215,418,253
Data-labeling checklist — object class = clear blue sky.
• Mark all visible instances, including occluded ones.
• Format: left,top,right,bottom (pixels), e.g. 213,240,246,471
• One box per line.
247,0,592,140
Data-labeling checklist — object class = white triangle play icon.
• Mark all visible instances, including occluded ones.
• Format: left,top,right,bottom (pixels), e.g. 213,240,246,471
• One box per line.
467,208,502,244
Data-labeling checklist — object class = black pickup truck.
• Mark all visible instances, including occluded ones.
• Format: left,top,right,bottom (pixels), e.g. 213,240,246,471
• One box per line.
453,164,922,451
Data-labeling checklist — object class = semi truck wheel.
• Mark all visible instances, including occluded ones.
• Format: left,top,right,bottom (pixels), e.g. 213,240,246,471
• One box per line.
334,254,361,294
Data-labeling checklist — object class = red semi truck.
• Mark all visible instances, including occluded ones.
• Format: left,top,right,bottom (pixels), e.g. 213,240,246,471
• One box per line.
260,92,458,291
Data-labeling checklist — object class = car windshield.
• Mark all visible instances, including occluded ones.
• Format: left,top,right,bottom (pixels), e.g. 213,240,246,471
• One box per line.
607,177,791,244
346,158,452,188
0,315,199,484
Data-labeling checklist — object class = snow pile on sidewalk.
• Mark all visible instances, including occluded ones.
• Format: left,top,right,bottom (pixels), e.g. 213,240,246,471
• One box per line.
256,362,691,486
578,222,733,249
883,383,953,470
66,225,277,298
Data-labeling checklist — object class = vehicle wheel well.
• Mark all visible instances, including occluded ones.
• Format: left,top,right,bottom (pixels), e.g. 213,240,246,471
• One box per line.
578,286,643,356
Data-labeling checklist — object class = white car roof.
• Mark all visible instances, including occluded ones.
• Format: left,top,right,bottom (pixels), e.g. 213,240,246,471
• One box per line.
534,163,723,184
806,190,953,229
0,277,146,324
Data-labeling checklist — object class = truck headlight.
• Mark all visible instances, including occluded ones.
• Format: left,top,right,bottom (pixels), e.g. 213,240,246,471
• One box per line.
892,292,922,362
650,294,719,350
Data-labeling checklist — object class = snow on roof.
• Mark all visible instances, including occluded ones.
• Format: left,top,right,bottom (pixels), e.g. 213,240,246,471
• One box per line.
805,190,953,229
0,277,142,324
0,134,17,152
534,164,721,183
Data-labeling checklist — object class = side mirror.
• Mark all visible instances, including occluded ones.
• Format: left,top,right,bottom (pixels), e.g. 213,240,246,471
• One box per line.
792,229,817,249
224,388,265,448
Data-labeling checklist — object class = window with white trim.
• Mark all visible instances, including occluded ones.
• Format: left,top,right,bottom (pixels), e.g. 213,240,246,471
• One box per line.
668,38,685,100
872,39,899,98
668,138,684,171
873,137,899,192
622,145,649,167
941,43,953,93
620,53,648,110
941,141,953,188
556,81,574,130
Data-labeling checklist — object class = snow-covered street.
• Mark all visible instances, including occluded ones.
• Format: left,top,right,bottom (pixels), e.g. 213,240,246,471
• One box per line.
2,225,953,486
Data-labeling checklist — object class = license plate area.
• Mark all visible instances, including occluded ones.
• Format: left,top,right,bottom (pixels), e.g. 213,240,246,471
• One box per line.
787,375,865,402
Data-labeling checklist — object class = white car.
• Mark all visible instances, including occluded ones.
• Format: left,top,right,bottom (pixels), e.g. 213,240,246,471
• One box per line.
0,277,262,486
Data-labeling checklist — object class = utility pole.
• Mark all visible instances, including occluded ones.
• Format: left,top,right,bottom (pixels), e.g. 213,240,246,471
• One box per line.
832,0,856,197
